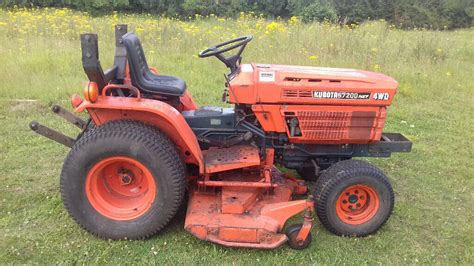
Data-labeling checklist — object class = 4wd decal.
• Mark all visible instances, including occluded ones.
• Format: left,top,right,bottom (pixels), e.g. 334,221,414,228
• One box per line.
313,91,371,100
372,92,390,100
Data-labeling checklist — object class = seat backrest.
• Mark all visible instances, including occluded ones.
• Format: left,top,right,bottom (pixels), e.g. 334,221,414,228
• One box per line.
122,32,186,97
122,32,151,87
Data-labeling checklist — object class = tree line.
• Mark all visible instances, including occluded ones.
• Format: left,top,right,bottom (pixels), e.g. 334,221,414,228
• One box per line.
3,0,473,29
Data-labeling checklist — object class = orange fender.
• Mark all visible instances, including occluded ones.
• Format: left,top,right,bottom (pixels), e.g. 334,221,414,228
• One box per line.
75,96,204,172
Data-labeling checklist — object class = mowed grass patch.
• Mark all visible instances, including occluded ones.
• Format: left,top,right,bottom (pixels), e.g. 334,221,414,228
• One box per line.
0,8,473,264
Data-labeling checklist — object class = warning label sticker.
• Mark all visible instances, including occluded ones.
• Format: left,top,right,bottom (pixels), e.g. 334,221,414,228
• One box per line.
259,71,275,82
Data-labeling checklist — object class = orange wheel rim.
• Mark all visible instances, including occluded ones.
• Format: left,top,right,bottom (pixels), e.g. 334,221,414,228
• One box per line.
336,184,379,225
85,156,156,221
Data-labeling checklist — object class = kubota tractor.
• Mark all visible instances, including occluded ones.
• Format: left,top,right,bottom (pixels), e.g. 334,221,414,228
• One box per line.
30,25,412,249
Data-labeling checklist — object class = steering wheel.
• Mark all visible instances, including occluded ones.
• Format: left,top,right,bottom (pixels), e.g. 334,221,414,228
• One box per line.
198,35,253,73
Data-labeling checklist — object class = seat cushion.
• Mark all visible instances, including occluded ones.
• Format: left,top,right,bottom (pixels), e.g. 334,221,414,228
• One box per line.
122,33,186,97
142,72,186,96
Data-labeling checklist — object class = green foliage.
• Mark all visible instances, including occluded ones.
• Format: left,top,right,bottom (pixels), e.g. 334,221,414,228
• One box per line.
300,1,337,22
1,0,473,28
250,0,289,18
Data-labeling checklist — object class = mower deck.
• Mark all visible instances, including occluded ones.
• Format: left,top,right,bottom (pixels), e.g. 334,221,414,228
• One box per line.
185,167,311,249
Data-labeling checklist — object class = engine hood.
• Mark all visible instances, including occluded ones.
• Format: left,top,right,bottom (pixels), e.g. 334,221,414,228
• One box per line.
228,64,398,106
253,64,398,86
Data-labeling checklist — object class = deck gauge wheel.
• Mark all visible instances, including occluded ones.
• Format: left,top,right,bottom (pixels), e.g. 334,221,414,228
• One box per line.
286,223,313,250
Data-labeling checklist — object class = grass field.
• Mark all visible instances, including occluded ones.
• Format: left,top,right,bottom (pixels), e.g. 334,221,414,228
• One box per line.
0,8,473,264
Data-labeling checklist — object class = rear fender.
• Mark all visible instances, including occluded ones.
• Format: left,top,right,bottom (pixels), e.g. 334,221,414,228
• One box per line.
76,96,204,172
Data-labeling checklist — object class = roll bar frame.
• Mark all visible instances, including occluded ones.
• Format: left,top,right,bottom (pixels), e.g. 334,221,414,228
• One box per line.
80,24,128,93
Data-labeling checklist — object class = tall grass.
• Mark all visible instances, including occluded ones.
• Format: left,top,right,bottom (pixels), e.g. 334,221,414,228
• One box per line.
0,8,471,104
0,7,473,264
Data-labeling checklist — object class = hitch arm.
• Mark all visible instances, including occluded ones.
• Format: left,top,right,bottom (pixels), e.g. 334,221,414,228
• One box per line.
29,104,86,148
51,105,86,129
29,121,75,148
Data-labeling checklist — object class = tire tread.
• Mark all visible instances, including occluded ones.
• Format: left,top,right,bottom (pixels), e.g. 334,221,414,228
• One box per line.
60,120,186,240
314,159,394,236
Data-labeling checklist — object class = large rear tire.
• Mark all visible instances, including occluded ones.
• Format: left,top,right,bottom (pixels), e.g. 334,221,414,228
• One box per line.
60,120,186,240
313,160,394,237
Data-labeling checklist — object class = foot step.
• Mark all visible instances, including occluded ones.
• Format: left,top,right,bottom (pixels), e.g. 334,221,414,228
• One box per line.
204,145,260,173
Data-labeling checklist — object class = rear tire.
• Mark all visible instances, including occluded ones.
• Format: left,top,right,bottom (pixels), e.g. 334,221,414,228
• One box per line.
313,160,394,237
60,120,186,240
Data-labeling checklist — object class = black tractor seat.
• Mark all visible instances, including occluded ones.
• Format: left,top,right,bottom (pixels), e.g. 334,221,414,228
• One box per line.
122,32,186,97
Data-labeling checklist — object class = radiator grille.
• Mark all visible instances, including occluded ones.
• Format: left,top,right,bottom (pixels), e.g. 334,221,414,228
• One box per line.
291,110,377,141
297,111,350,140
304,130,345,140
282,89,313,98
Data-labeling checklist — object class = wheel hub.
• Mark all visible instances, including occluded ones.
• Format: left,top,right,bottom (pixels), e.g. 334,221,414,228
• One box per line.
348,194,358,203
119,171,133,185
85,156,157,221
336,184,380,225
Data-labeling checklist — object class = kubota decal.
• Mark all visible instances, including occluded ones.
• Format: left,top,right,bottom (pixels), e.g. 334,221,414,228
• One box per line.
313,91,371,99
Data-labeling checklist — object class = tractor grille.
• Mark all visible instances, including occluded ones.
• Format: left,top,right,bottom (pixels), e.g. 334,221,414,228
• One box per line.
290,110,380,142
282,89,313,98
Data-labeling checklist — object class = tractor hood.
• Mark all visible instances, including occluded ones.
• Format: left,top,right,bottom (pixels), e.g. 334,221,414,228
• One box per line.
228,64,398,106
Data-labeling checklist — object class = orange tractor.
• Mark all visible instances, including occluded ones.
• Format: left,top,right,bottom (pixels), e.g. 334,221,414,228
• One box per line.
31,25,411,249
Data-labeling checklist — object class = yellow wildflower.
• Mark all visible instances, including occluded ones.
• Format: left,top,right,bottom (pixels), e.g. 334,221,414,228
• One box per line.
288,16,299,26
266,21,286,33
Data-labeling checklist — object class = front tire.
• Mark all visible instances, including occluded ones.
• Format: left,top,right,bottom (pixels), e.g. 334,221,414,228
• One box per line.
313,160,394,237
60,120,186,240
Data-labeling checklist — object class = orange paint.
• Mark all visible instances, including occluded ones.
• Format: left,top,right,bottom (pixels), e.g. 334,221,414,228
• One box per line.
229,63,398,106
336,184,380,225
185,167,314,249
203,145,260,173
75,96,204,172
85,156,156,221
296,198,315,242
252,104,386,144
221,187,260,214
179,90,198,111
149,67,158,74
70,94,83,108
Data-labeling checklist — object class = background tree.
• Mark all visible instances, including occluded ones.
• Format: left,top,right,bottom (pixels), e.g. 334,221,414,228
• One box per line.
1,0,472,29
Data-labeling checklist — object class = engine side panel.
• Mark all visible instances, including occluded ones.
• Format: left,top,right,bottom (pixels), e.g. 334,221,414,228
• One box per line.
253,105,386,144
